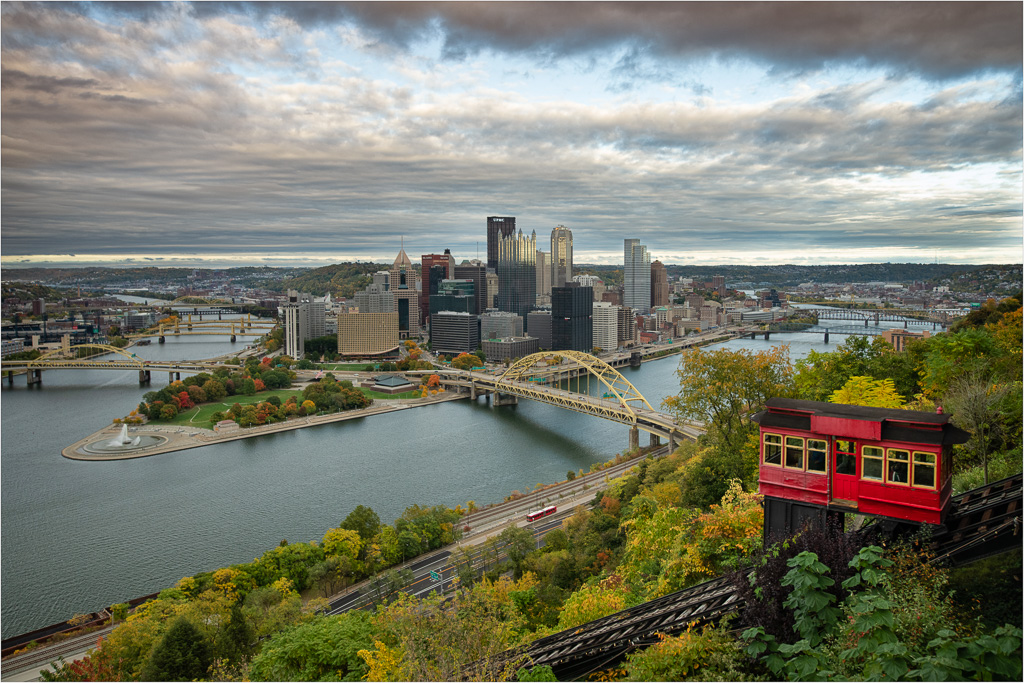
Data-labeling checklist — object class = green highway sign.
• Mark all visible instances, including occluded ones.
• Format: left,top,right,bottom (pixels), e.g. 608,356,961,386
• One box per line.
430,570,441,582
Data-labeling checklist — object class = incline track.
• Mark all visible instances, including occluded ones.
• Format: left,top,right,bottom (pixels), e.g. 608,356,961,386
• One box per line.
483,473,1022,680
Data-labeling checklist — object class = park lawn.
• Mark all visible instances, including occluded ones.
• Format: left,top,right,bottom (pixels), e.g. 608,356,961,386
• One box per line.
319,363,379,371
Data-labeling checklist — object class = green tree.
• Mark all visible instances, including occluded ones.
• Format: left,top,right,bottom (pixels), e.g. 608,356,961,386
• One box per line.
829,375,905,408
341,504,381,543
944,371,1013,484
498,526,537,579
248,612,375,682
139,616,212,682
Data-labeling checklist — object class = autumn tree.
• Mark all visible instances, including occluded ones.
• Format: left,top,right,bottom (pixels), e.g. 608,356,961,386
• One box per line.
248,612,375,682
139,617,212,682
829,376,905,408
663,345,794,453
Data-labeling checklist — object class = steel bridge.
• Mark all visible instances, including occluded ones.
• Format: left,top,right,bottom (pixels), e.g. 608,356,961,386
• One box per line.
478,473,1022,680
798,308,952,325
1,343,223,386
126,315,275,341
425,351,699,450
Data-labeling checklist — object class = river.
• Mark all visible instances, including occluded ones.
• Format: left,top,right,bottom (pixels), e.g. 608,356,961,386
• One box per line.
0,314,936,637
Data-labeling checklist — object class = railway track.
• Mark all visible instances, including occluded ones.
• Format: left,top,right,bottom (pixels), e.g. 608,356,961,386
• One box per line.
1,625,113,679
478,473,1023,680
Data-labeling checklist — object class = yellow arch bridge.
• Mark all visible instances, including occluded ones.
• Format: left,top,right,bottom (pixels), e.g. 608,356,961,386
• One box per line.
126,315,276,341
1,343,223,386
419,351,699,450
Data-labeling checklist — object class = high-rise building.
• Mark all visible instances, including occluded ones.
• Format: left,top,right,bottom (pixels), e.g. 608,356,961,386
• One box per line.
430,311,480,355
592,301,619,352
712,275,726,298
651,260,670,308
420,250,455,326
390,244,420,338
496,229,537,328
550,225,573,288
429,279,476,317
552,283,593,352
454,261,488,318
535,250,551,304
354,273,394,313
483,336,539,362
486,270,499,309
624,239,651,314
282,289,327,357
487,216,517,270
617,306,638,346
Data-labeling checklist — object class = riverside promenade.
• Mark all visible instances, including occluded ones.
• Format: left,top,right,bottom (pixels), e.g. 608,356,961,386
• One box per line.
62,392,468,461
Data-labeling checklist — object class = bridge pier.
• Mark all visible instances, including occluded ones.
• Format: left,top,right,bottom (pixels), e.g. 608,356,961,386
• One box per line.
649,433,660,447
904,320,908,328
470,383,477,400
6,371,14,387
668,434,677,452
864,319,869,327
26,369,42,386
628,427,640,451
159,336,165,344
823,330,829,343
139,370,151,384
763,331,770,341
493,392,518,407
231,335,236,343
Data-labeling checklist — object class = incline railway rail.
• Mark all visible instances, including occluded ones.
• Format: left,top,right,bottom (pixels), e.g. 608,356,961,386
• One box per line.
481,473,1022,680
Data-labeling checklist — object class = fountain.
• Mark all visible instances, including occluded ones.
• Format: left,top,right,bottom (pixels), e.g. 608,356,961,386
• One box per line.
81,424,167,455
107,424,141,448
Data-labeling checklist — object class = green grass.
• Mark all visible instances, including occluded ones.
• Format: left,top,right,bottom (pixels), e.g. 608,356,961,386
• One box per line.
319,363,379,371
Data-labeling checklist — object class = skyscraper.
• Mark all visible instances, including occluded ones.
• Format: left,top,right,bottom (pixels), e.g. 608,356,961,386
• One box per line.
550,225,573,288
487,216,517,270
552,283,593,352
535,250,551,304
496,229,537,328
454,261,488,318
420,249,455,326
651,259,670,308
624,238,651,314
390,244,420,338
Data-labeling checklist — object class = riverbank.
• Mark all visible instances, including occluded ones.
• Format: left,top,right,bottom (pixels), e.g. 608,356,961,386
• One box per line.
62,392,468,461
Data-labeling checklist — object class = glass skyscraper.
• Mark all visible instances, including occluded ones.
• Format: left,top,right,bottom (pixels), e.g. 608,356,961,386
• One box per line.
496,229,537,330
550,225,573,288
624,238,651,314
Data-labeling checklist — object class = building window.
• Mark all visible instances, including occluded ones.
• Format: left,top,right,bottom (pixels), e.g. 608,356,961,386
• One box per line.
912,451,937,489
887,449,910,485
807,439,828,473
835,439,856,475
785,436,804,469
763,433,782,466
862,446,884,481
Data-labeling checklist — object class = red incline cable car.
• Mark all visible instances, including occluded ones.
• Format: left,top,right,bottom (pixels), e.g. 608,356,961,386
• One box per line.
752,398,970,539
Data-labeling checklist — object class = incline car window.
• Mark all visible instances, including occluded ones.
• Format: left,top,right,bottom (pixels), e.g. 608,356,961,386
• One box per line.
763,433,782,466
862,446,883,481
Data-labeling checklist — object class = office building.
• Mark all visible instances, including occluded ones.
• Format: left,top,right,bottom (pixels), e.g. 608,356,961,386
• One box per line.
420,249,455,326
496,229,537,328
454,262,488,318
486,270,499,310
618,306,638,347
550,225,573,288
390,245,420,337
552,283,593,352
526,310,552,349
712,275,726,298
651,260,670,308
430,311,480,355
337,312,400,356
624,238,651,314
487,216,517,270
483,336,539,362
429,279,476,317
481,310,524,340
592,302,619,352
282,289,326,357
536,250,551,304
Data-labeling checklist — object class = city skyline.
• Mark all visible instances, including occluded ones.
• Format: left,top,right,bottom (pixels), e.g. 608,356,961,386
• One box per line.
2,2,1021,269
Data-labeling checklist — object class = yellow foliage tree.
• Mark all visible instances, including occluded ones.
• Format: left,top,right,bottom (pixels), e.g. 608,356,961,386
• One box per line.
829,375,905,408
556,577,628,630
321,527,363,562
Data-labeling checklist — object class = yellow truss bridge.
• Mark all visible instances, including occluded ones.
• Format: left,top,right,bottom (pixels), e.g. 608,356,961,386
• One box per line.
424,351,699,450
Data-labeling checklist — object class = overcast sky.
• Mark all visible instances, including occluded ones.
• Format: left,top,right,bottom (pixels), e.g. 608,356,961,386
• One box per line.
2,1,1021,269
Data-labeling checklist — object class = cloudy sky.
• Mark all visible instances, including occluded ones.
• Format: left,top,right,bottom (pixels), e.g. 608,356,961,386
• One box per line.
2,1,1021,268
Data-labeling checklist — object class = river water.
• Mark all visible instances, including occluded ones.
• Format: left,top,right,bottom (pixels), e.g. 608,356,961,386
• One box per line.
0,315,937,637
